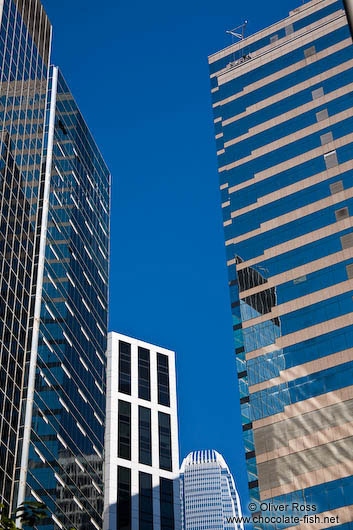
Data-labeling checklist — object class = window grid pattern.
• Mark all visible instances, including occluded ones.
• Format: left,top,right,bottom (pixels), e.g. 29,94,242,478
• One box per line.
180,451,242,530
0,0,51,509
27,69,110,530
209,0,353,522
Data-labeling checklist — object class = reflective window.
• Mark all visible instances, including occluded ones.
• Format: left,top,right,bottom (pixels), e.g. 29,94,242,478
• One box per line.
304,45,316,57
138,347,150,401
316,108,328,122
158,412,172,471
330,180,343,194
312,87,324,100
118,466,131,530
119,341,131,395
160,478,174,530
157,353,170,407
285,23,294,36
139,406,152,466
320,131,333,145
118,400,131,460
139,472,153,530
335,207,349,222
324,150,338,169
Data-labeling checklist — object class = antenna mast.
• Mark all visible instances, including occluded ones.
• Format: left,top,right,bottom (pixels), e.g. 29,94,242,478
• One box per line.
226,20,248,40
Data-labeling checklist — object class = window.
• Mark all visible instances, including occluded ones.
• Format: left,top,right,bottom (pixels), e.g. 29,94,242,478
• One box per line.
293,275,307,285
321,131,333,145
118,467,131,530
324,150,338,169
139,472,153,530
312,87,324,100
160,478,174,530
335,207,349,221
341,233,353,249
304,45,316,58
139,406,152,466
119,341,131,395
330,181,343,195
285,23,294,35
157,353,170,407
118,400,131,460
138,347,151,401
316,109,328,122
346,264,353,279
270,34,278,43
158,412,172,471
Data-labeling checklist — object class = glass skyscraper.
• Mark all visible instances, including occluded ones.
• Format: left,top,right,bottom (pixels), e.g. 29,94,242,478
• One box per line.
0,1,110,529
209,0,353,526
180,450,243,530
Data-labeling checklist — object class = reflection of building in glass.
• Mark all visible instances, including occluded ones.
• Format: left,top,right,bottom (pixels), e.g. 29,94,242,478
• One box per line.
0,1,110,528
0,133,36,508
180,450,243,530
104,332,180,530
0,0,51,511
209,0,353,526
22,67,110,530
56,454,103,529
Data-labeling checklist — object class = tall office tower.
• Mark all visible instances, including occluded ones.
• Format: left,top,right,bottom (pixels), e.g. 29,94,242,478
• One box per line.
0,1,110,528
104,332,180,530
179,450,243,530
209,0,353,526
0,0,51,510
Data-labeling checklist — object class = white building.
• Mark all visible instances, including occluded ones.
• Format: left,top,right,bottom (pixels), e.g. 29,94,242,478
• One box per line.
104,332,180,529
180,450,243,530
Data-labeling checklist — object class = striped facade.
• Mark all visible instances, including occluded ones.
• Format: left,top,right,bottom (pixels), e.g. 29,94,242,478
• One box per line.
209,0,353,527
180,450,243,530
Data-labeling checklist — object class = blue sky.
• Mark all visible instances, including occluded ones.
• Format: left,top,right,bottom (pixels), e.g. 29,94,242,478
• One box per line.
43,0,297,510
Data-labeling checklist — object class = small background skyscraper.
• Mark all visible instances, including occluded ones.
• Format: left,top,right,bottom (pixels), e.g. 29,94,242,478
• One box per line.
180,450,243,530
209,0,353,526
0,1,110,528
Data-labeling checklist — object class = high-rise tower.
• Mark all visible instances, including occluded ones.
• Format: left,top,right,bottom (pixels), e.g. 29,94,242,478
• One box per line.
104,332,180,530
0,2,110,529
209,0,353,526
0,0,52,510
180,450,243,530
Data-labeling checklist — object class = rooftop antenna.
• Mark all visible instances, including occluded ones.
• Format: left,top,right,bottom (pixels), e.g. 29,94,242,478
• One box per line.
226,20,248,41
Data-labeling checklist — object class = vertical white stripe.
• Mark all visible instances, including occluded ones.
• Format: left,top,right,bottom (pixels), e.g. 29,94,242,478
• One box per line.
17,66,58,516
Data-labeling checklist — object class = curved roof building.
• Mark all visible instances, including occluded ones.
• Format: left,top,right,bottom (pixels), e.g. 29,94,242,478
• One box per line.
180,450,244,530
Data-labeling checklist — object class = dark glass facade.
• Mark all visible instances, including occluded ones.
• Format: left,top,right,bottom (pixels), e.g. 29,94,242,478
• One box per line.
209,0,353,526
0,0,51,510
22,68,110,530
0,1,110,527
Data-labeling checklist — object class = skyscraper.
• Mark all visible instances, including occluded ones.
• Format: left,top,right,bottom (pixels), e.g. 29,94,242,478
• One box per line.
209,0,353,525
0,0,52,510
180,450,243,530
104,332,180,530
0,1,110,529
